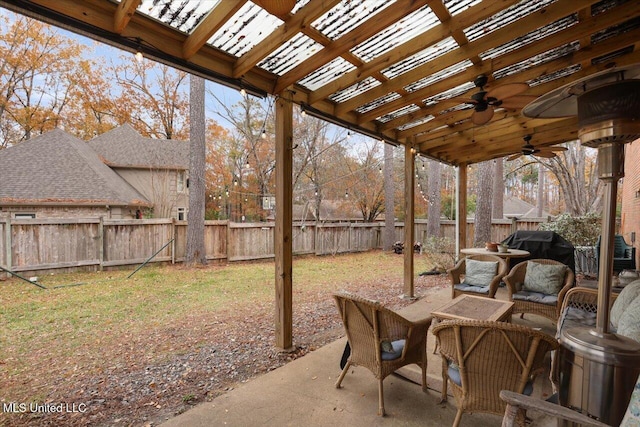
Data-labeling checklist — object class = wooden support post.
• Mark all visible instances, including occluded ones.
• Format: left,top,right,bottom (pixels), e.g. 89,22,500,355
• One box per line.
403,145,415,299
456,163,468,257
275,92,294,351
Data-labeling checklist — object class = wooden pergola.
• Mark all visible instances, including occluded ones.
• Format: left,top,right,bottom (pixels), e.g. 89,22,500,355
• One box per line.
2,0,639,349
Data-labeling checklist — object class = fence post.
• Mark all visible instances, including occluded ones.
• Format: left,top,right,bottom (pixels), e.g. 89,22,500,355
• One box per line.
4,218,11,278
171,218,176,264
98,216,104,271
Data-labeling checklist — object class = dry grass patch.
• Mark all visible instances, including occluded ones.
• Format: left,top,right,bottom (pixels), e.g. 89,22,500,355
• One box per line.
0,251,450,426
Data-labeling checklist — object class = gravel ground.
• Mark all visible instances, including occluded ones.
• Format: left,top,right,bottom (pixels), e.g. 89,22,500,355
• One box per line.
2,270,449,427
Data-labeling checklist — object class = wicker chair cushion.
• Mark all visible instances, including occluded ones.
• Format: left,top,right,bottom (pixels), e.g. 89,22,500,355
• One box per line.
381,339,406,361
611,281,640,329
558,306,598,337
523,261,567,295
617,298,640,343
447,363,534,395
453,283,491,294
462,259,498,287
512,290,558,305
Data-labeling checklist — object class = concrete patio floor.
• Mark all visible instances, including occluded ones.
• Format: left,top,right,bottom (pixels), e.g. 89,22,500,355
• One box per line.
161,285,558,427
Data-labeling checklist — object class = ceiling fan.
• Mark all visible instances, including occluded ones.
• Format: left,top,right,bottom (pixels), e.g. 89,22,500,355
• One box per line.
454,74,536,125
506,135,568,161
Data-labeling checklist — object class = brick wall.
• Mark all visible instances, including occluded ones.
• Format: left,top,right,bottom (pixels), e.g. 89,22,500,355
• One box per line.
621,138,640,269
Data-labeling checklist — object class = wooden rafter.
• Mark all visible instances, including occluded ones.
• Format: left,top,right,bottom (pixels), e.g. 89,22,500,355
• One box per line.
113,0,140,34
273,0,429,94
182,1,246,60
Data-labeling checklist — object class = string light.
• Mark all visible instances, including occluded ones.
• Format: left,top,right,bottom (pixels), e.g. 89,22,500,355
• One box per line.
240,87,247,97
245,159,250,168
135,51,143,63
261,128,267,139
234,179,238,186
345,190,349,198
300,105,306,117
422,162,425,170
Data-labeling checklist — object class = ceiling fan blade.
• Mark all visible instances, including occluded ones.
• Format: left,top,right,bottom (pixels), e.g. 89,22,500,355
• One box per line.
472,107,494,125
506,153,523,161
535,151,557,158
537,146,568,153
499,95,538,109
486,82,529,100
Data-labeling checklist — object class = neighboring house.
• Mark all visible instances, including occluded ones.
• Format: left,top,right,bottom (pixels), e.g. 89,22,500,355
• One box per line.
88,124,190,220
0,125,190,220
502,195,551,219
0,128,151,219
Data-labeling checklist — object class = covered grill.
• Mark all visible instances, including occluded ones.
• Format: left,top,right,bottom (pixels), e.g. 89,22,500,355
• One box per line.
501,230,575,272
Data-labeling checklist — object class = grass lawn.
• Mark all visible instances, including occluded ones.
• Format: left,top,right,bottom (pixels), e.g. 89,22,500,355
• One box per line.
0,250,449,426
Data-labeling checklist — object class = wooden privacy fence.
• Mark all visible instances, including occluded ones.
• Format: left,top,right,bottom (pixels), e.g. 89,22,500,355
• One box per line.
0,217,547,276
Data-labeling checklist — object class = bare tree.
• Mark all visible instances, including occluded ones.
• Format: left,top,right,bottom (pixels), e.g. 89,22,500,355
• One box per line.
538,142,602,215
473,160,494,246
185,74,206,265
536,162,545,217
383,143,395,250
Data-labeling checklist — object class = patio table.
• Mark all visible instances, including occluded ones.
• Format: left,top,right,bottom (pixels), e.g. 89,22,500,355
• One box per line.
459,247,530,266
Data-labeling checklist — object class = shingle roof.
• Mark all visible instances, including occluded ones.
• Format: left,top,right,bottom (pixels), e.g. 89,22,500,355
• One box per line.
88,124,189,170
503,195,551,218
0,129,151,207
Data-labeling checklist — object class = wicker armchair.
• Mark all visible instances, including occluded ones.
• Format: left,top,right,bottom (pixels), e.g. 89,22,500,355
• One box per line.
448,254,508,299
503,259,575,322
333,292,432,416
432,320,558,427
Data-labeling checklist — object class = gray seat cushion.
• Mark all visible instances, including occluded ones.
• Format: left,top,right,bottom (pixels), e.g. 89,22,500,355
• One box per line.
512,290,558,305
454,283,491,295
381,339,405,361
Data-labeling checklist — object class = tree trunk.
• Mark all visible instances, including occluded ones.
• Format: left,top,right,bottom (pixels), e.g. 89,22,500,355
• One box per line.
492,159,504,219
537,162,545,217
427,159,442,238
383,143,395,250
185,74,207,265
473,160,494,247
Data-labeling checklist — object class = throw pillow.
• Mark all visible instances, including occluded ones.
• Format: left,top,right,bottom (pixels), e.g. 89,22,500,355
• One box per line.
523,261,567,295
617,295,640,343
463,259,498,287
611,280,640,329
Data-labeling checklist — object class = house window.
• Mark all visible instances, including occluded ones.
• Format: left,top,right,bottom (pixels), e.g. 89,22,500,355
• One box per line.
177,207,186,221
14,213,36,219
177,171,186,192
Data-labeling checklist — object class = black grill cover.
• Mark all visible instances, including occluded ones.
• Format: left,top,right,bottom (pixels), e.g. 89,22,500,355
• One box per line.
501,230,575,273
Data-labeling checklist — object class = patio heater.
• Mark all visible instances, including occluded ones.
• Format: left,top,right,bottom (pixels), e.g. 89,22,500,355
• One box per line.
523,63,640,425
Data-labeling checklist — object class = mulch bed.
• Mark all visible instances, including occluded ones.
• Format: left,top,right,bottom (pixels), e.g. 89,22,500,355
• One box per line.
2,271,448,427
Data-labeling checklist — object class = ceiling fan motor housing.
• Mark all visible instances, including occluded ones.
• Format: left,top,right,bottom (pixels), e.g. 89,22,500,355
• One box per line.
578,80,640,148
